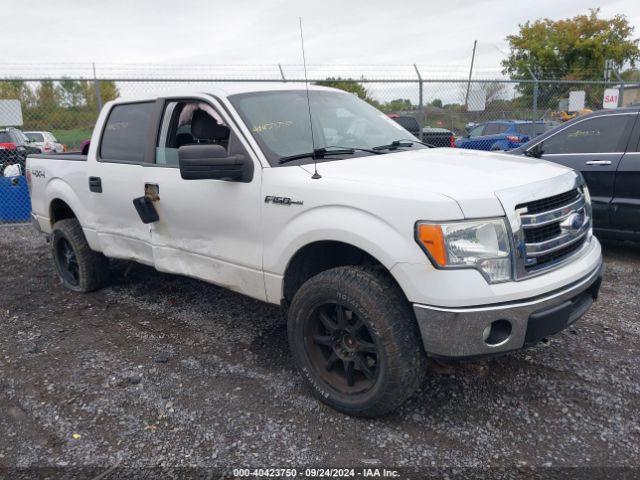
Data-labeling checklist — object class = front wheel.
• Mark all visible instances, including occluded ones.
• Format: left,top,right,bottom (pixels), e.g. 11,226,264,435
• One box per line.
287,266,426,417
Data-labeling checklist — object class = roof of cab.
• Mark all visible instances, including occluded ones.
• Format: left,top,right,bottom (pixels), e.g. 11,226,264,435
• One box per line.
112,82,342,103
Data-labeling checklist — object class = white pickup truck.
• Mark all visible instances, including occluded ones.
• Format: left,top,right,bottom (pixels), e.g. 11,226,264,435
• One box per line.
27,84,603,417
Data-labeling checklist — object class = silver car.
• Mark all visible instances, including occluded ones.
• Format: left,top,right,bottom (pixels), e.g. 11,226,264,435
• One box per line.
25,131,64,153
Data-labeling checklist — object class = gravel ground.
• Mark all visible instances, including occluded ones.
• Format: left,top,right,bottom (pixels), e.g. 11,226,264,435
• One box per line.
1,224,639,476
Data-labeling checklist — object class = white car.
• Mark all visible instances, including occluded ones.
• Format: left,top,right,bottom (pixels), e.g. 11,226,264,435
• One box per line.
26,84,603,416
25,131,64,153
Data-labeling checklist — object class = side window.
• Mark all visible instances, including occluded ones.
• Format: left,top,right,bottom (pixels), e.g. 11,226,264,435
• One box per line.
483,123,499,135
155,101,231,166
484,123,509,135
469,124,485,137
100,102,154,163
541,115,634,155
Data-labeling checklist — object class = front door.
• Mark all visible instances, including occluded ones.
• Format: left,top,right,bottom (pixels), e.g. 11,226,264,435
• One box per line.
611,114,640,233
142,96,266,301
532,113,637,229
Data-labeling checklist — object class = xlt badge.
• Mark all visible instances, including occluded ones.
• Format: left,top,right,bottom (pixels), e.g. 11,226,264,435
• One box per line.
264,196,303,206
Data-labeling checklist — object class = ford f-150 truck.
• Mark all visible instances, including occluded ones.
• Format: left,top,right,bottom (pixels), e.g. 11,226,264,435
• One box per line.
27,84,603,417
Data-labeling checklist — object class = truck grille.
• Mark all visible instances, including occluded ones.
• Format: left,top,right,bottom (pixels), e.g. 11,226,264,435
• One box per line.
515,188,590,275
519,189,581,215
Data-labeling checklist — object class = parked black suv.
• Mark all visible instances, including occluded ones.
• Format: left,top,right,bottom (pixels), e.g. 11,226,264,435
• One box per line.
511,107,640,241
0,127,41,174
388,115,455,147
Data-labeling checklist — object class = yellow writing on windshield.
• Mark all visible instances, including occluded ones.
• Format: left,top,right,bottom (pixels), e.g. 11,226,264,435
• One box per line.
252,121,293,133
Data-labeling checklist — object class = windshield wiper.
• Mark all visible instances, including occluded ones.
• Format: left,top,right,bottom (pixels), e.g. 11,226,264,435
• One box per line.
372,139,435,151
278,146,380,165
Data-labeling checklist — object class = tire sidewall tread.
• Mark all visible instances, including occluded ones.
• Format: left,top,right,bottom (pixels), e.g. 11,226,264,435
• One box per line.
288,265,426,417
51,218,110,293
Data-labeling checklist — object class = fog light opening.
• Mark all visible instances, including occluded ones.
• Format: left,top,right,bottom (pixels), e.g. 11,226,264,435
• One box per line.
482,319,512,346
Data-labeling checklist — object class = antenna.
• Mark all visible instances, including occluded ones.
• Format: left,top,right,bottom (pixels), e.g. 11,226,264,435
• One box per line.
299,17,321,179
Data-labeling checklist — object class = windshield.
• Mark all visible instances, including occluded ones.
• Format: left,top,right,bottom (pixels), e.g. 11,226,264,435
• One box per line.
229,90,423,165
26,132,44,142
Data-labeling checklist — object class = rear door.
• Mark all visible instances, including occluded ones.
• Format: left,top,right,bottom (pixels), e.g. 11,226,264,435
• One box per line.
611,113,640,233
530,113,637,229
87,100,159,265
480,122,510,150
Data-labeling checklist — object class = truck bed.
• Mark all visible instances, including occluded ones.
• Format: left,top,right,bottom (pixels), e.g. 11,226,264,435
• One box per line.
29,152,87,162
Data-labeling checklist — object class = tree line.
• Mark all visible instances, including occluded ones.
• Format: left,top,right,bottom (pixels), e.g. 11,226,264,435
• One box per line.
0,78,119,131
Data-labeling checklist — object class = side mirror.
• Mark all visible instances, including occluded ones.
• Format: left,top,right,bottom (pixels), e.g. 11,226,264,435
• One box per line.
525,143,543,159
178,144,253,182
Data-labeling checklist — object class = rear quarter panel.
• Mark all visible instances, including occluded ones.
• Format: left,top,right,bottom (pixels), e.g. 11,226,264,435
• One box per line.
27,155,94,237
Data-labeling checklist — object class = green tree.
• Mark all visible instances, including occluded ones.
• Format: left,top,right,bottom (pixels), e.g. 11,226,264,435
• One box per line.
82,80,120,110
58,78,88,108
315,78,380,108
0,79,36,108
503,9,639,79
429,98,443,108
503,9,640,109
35,80,60,110
379,98,414,113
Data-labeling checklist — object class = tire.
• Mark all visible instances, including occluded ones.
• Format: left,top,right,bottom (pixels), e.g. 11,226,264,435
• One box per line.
287,266,426,417
51,218,110,292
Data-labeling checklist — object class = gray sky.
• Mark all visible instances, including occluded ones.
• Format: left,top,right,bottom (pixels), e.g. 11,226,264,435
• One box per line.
4,0,639,78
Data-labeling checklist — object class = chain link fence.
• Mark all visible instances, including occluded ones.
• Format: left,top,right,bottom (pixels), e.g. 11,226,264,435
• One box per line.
1,65,634,223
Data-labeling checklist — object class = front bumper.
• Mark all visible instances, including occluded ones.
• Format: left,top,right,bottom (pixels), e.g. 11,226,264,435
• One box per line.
413,259,603,358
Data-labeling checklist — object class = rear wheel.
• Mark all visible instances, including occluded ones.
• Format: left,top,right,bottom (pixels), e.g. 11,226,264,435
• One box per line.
51,218,110,292
288,266,426,417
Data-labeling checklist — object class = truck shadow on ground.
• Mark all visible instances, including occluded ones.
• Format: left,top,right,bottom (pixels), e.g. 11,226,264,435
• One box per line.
111,260,565,421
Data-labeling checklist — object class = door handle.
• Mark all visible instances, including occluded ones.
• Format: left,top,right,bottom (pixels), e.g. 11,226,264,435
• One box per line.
144,183,160,201
88,176,102,193
585,160,612,166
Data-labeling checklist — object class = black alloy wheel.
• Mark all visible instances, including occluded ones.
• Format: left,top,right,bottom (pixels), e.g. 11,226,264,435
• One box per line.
305,302,380,394
54,237,80,286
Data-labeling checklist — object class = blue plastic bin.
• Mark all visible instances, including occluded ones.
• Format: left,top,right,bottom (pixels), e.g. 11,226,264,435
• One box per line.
0,176,32,222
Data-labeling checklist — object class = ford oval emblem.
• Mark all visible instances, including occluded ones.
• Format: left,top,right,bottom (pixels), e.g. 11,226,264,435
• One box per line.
560,212,584,234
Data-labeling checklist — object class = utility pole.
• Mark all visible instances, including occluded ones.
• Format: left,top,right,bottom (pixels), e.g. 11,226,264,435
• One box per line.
92,63,103,113
278,63,286,82
614,69,625,108
464,40,477,110
414,64,424,132
526,65,538,122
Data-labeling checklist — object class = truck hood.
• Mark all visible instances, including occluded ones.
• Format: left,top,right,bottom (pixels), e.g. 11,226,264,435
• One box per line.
307,148,573,218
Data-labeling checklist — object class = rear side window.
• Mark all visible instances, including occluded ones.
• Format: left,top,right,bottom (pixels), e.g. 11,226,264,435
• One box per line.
27,133,44,142
484,123,509,135
392,116,420,132
100,102,154,162
516,123,548,137
469,124,485,137
541,115,634,155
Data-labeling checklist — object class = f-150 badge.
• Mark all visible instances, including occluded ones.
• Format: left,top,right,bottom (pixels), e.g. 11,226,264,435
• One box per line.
264,196,303,206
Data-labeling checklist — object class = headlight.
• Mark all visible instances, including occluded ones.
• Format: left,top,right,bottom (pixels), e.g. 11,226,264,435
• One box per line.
416,218,512,283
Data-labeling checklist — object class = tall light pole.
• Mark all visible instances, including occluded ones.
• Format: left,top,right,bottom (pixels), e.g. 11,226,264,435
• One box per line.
464,40,477,110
